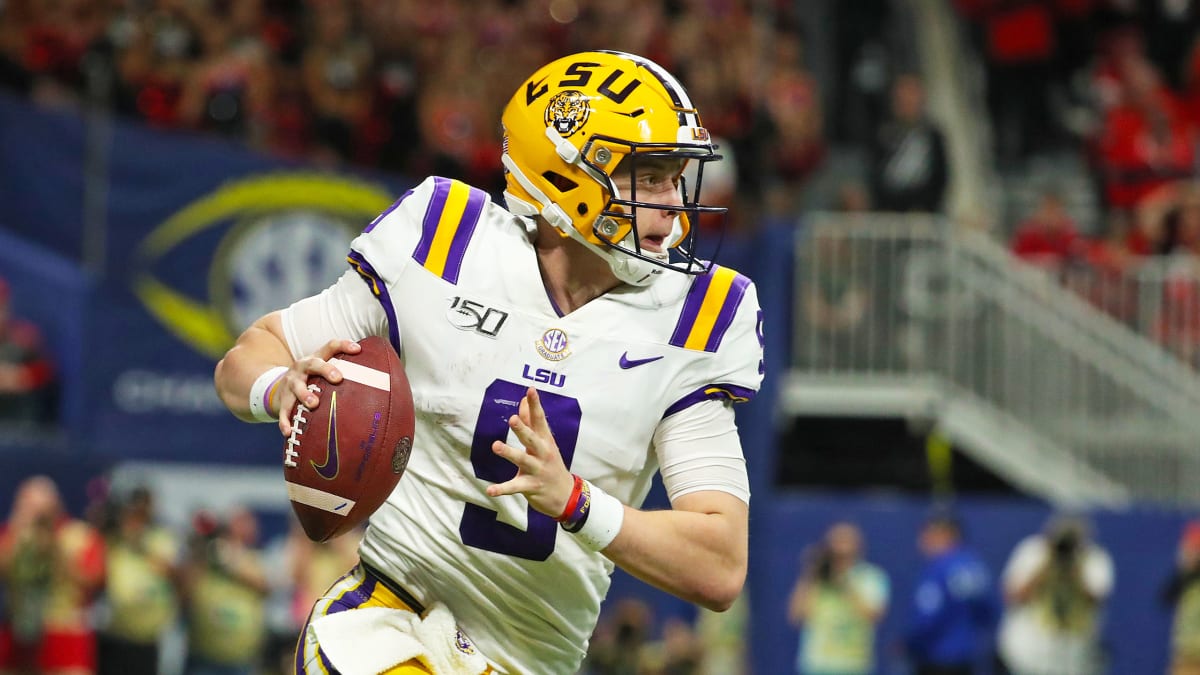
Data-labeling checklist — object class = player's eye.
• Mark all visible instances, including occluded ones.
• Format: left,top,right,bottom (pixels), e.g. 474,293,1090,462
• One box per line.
637,172,676,192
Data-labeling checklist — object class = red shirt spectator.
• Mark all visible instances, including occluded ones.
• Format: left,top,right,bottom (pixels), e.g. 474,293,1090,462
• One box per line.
1097,59,1197,209
0,279,56,427
0,476,106,675
1011,190,1084,268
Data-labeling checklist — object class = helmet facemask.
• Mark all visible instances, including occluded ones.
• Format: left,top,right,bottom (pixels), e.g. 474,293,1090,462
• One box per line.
588,139,726,281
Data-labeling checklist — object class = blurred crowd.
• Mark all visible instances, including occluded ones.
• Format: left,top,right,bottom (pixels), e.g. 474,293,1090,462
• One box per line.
954,2,1200,366
0,474,361,675
11,0,1200,368
784,511,1200,675
0,0,831,233
0,473,747,675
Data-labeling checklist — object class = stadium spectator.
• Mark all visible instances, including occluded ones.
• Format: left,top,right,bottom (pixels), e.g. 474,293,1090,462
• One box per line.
694,595,748,675
869,73,948,213
0,0,815,207
1163,519,1200,675
177,0,273,141
1064,211,1143,327
97,485,181,675
1010,185,1085,274
121,0,209,129
213,49,760,674
300,0,373,164
584,597,655,675
997,514,1114,675
0,0,32,95
0,277,58,429
1095,55,1196,211
182,507,268,675
799,227,874,369
284,519,361,633
1126,181,1200,365
759,21,826,220
904,508,999,675
963,1,1058,165
787,521,889,675
257,520,361,675
828,0,896,145
640,616,705,675
0,475,106,675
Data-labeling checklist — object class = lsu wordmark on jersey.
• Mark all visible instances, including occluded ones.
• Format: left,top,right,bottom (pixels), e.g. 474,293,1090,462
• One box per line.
327,175,763,674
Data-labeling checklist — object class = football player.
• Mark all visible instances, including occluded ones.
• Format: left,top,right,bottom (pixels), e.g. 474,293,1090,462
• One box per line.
214,50,764,674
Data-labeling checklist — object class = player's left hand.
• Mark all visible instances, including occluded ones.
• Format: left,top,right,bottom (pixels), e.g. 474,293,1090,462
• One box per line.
486,387,575,517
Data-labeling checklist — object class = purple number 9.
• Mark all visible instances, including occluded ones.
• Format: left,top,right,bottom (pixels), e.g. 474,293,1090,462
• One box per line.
459,379,581,561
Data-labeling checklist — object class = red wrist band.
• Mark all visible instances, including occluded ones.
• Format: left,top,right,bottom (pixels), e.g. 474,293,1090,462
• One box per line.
556,474,585,522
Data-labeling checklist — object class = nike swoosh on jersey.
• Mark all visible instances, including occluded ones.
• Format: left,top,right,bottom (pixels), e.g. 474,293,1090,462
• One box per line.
312,392,340,480
619,353,664,369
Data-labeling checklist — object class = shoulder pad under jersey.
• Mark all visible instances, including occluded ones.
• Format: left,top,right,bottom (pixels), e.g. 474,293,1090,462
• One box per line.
664,265,764,417
347,176,492,291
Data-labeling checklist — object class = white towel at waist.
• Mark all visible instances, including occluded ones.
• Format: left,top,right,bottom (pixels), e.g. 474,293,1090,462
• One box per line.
309,602,489,675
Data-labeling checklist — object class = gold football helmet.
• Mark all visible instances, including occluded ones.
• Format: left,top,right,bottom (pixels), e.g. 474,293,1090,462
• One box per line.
500,50,725,286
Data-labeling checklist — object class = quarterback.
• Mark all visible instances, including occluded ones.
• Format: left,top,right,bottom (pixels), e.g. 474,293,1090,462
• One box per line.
214,51,763,674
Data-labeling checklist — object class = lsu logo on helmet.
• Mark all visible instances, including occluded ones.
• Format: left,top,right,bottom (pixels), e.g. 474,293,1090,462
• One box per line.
545,90,591,138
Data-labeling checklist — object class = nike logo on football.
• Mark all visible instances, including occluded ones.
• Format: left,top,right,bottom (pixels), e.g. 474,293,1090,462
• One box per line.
619,352,664,369
311,392,340,480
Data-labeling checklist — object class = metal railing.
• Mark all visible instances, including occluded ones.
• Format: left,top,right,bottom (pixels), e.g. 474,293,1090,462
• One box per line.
792,213,1200,506
1062,257,1200,371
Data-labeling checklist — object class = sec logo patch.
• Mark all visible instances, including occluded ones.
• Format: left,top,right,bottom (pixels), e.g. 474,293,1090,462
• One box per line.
535,328,571,361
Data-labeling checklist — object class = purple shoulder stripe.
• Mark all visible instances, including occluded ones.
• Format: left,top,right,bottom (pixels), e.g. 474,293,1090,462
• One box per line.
346,250,402,357
412,177,453,265
662,383,758,418
705,272,751,352
409,177,488,284
442,185,487,284
669,270,714,347
669,266,751,352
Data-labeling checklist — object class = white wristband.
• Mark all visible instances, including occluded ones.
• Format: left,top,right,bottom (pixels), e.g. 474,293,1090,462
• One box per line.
248,366,289,423
571,481,624,552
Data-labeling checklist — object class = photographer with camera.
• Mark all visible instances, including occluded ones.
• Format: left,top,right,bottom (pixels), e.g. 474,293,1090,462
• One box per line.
1161,520,1200,675
997,514,1113,675
181,506,269,675
97,485,182,675
0,475,106,675
787,522,889,675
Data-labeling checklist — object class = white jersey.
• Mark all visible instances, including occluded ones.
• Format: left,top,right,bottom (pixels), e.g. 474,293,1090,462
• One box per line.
282,176,763,673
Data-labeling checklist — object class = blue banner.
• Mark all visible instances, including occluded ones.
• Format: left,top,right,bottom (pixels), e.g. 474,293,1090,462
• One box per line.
0,93,412,463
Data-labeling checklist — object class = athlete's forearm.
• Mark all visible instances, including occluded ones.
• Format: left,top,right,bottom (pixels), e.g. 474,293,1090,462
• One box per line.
213,311,294,421
602,491,748,612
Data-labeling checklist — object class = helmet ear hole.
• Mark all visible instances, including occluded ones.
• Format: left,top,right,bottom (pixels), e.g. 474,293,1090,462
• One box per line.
541,171,578,192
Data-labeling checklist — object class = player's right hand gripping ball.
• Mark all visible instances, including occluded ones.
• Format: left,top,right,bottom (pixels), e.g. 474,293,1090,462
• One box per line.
283,335,415,542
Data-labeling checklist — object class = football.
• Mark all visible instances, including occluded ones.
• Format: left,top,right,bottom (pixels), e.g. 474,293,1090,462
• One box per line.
282,336,415,542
